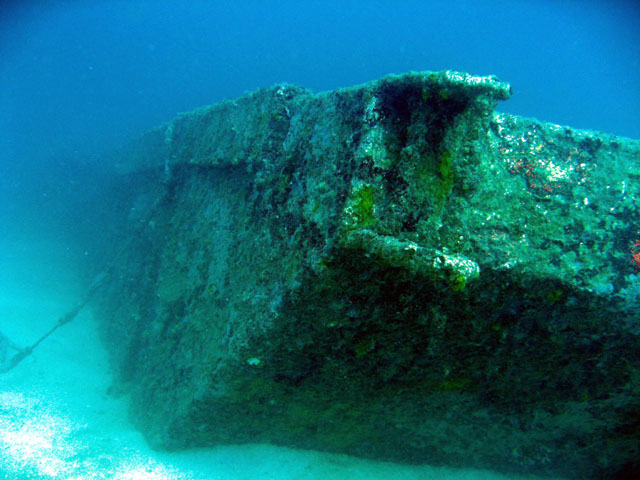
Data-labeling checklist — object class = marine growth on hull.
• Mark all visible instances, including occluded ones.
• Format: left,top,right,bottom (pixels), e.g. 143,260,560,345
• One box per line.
94,71,640,480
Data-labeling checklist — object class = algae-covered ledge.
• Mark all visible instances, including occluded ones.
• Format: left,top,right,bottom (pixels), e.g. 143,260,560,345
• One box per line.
97,71,640,479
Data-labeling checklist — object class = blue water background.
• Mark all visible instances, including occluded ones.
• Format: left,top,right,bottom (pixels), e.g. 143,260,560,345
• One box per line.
2,0,638,254
2,0,639,162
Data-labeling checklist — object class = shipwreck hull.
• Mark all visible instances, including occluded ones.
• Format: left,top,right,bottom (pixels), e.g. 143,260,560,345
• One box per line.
94,71,640,479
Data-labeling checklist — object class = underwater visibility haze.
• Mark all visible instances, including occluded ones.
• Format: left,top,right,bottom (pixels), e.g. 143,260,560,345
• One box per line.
1,1,639,479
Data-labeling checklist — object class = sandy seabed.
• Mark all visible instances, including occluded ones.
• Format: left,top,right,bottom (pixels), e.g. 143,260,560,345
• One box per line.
0,235,565,480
